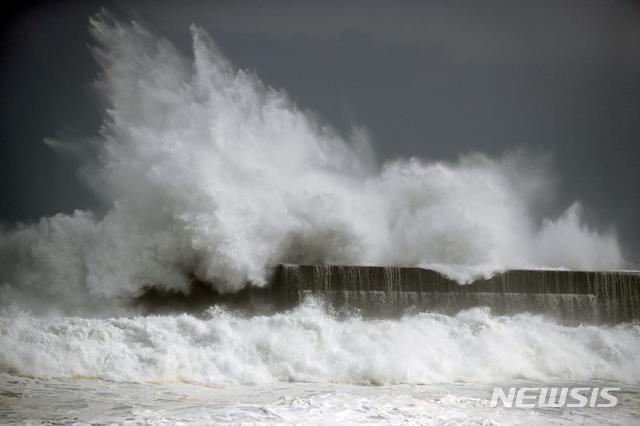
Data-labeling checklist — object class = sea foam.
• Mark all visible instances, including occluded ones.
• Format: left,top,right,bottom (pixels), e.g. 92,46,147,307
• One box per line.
1,303,638,385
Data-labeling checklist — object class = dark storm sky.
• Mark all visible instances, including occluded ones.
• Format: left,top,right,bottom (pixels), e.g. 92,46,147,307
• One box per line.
1,0,639,264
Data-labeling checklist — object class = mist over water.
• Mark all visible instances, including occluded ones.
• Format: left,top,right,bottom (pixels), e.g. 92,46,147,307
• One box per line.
0,13,624,315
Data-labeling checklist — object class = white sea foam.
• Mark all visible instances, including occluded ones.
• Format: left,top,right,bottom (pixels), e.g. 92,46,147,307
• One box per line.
1,304,638,385
0,13,623,314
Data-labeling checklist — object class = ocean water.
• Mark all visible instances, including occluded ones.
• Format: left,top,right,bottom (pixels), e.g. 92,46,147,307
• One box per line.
2,375,639,425
1,304,639,424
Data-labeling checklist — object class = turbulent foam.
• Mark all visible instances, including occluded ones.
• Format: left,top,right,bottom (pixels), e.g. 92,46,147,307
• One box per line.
0,13,624,314
1,303,639,385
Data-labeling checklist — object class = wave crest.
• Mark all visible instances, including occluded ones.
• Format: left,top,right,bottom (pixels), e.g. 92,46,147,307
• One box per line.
1,304,638,385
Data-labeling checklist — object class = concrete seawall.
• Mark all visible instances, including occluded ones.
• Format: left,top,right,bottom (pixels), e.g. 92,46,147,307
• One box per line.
269,265,640,323
136,265,640,323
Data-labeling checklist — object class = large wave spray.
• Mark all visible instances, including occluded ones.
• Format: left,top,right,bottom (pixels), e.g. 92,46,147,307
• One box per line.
0,14,623,314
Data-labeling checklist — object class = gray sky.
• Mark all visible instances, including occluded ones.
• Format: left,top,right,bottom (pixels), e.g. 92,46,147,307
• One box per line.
1,0,639,264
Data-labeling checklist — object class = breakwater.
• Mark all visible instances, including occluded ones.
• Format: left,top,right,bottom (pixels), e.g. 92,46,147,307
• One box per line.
137,265,640,323
274,265,639,322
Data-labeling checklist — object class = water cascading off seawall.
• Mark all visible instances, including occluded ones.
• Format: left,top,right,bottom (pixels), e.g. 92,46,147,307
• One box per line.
136,265,640,323
268,265,640,323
